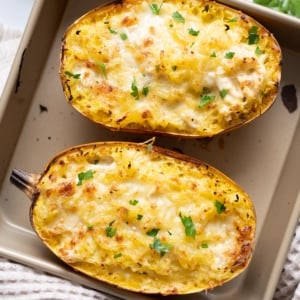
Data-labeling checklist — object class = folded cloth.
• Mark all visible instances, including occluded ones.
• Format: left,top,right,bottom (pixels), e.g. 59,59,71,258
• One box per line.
0,258,119,300
0,23,300,300
273,219,300,300
0,24,22,95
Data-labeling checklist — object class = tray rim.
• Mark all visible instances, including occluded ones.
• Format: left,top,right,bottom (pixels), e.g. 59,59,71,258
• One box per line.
1,1,300,299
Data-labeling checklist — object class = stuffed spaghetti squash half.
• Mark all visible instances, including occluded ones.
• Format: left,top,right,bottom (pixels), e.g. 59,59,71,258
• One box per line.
60,0,281,138
11,141,256,295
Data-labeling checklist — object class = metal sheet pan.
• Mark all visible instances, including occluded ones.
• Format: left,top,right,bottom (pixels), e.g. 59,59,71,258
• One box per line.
1,1,300,299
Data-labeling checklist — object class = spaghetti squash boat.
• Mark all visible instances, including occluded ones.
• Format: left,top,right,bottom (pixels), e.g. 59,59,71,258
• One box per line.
60,0,281,138
11,141,256,295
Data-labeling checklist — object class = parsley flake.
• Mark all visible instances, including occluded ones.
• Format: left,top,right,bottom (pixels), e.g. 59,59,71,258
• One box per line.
199,95,216,107
142,86,149,96
172,11,185,23
146,228,160,237
114,253,122,258
210,51,217,57
150,237,172,257
248,26,259,45
106,220,117,237
215,200,226,214
228,16,238,22
97,61,107,78
65,71,81,79
108,27,118,34
147,143,153,152
120,32,128,40
149,3,163,15
77,169,94,186
224,51,235,59
201,243,209,248
220,89,229,99
188,28,200,36
130,77,139,99
129,199,139,206
137,214,143,220
87,224,94,230
179,213,196,238
255,46,262,56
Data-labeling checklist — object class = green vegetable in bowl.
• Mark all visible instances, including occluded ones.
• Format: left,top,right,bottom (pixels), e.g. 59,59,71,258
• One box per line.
253,0,300,18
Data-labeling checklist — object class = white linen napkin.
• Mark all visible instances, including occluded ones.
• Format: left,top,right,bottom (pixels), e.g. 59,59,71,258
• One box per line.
0,24,22,95
0,23,299,300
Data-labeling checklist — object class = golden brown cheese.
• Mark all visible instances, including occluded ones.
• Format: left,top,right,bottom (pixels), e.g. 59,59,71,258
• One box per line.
30,141,256,295
60,0,281,138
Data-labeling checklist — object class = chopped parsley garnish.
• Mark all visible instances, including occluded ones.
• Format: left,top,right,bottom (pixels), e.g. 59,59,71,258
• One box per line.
248,26,259,45
147,143,153,152
150,237,172,257
97,61,107,78
114,253,122,258
120,32,128,40
210,51,217,57
179,213,196,238
108,27,118,34
172,11,185,23
149,3,163,15
106,220,117,237
228,16,238,22
130,77,139,99
255,46,262,56
172,65,177,71
142,86,149,96
77,169,94,186
224,51,235,59
137,214,143,220
199,95,216,107
188,28,200,36
215,200,226,214
130,78,148,99
129,199,139,205
64,71,81,79
87,224,94,230
220,89,229,99
201,243,209,248
146,228,160,237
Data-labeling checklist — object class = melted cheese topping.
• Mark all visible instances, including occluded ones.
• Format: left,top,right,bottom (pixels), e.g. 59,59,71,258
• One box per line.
61,0,281,137
33,142,256,294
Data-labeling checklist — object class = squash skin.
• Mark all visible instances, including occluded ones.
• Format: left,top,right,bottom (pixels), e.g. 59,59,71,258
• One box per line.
60,0,281,138
15,141,257,295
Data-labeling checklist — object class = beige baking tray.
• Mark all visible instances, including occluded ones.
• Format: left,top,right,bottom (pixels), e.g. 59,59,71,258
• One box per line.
1,1,300,299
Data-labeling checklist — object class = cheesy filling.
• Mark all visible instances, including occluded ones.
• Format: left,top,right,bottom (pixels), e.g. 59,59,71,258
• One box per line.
61,0,280,136
33,143,255,294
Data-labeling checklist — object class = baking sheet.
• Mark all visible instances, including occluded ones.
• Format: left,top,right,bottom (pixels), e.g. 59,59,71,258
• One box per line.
0,0,300,299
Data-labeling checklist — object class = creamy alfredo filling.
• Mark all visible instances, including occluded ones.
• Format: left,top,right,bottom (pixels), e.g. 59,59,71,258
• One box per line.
35,145,253,279
64,1,271,134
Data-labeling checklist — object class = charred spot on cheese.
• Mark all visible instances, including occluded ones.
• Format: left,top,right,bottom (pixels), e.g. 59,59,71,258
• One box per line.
60,0,281,138
25,141,256,295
